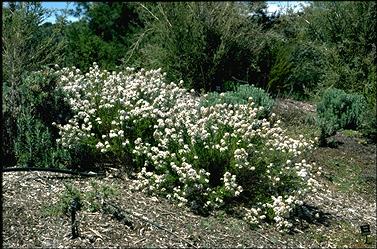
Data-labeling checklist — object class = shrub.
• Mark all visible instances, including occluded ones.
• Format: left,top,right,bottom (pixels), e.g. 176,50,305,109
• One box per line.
5,69,72,168
53,63,321,231
268,41,328,100
123,2,268,92
2,3,66,165
14,108,70,168
316,88,368,146
200,84,274,119
45,182,83,216
45,181,119,217
361,111,376,142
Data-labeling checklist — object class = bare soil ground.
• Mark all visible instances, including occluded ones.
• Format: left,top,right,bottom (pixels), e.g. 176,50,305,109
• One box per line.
3,99,376,248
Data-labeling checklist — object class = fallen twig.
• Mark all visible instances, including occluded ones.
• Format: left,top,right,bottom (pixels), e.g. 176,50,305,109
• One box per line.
133,238,146,245
2,166,105,177
255,231,277,245
88,227,107,239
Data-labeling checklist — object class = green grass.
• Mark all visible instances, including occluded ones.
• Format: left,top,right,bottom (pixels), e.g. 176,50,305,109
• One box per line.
323,157,365,192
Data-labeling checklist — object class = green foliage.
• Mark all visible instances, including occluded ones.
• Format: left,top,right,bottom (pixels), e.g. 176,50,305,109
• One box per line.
85,181,119,212
45,182,82,216
11,70,72,167
235,85,275,117
20,69,73,130
67,143,98,171
63,2,142,71
268,2,376,104
63,20,125,71
2,2,66,112
306,2,376,105
268,41,327,99
83,2,142,42
2,2,66,85
317,88,368,146
123,2,269,92
14,109,70,168
45,181,118,216
223,81,240,92
200,84,274,118
360,108,377,142
268,2,376,141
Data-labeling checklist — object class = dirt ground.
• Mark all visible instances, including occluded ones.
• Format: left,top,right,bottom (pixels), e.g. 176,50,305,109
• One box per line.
2,99,376,248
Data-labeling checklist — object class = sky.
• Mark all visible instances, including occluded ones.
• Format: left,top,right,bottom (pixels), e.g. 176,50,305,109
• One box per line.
42,1,77,23
41,1,311,23
267,1,310,14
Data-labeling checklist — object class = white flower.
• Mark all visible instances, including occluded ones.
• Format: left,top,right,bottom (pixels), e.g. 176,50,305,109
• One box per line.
96,142,104,149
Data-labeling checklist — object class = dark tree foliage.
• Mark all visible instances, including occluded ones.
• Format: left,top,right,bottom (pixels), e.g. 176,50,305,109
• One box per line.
63,2,143,71
122,2,279,92
268,1,376,104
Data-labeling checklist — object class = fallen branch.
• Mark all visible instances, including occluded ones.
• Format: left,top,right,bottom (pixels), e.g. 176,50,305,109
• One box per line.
1,166,105,177
255,231,277,245
88,227,108,239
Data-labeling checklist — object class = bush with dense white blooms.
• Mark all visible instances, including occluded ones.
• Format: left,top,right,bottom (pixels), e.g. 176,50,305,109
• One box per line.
53,63,321,231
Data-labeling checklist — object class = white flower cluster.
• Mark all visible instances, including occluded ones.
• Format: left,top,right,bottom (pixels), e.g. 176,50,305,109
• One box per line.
53,63,320,230
222,172,243,197
268,195,299,230
242,194,304,231
243,206,265,226
234,148,251,169
130,167,166,193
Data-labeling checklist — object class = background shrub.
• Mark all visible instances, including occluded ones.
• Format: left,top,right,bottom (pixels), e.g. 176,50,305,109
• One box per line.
14,108,70,168
4,69,72,168
268,41,328,100
360,111,377,142
123,2,269,92
317,88,368,146
200,84,274,118
62,2,143,71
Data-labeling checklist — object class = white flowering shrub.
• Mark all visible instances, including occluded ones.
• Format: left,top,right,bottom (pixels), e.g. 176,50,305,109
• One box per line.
53,63,321,231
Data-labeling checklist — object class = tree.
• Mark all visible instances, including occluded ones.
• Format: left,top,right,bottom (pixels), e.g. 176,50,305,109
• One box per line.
267,1,376,102
63,2,143,71
123,2,272,92
2,2,66,165
2,2,66,116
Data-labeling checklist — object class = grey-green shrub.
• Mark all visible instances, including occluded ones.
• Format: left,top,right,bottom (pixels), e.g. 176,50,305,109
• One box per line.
14,108,70,168
317,88,367,145
46,181,119,216
9,69,72,168
45,182,82,216
200,84,274,118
